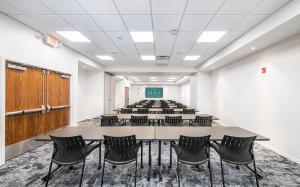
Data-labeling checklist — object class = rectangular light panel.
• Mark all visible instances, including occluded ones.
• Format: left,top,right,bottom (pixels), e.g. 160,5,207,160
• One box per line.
130,32,153,42
197,31,227,43
56,31,90,42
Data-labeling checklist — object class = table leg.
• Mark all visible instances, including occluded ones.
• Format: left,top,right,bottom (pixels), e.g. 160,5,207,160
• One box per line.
98,141,101,170
147,140,152,181
158,141,162,181
169,141,172,169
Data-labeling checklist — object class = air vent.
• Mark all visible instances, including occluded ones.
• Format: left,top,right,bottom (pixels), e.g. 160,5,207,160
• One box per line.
156,55,169,65
156,55,169,60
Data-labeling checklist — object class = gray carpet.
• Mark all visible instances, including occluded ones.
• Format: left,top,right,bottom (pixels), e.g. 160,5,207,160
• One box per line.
0,119,300,186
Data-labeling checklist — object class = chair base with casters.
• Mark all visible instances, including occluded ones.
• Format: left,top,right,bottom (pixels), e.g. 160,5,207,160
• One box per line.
211,136,259,187
45,136,99,187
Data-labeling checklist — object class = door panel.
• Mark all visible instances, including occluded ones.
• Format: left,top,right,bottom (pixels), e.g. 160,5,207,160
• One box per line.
47,71,70,107
6,63,44,112
45,108,70,132
5,113,45,146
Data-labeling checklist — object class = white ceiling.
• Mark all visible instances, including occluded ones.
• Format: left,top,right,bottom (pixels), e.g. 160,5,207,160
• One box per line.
0,0,291,67
115,73,188,84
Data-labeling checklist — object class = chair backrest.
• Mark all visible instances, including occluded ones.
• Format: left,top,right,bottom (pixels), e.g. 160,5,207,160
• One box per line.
194,115,213,126
162,108,175,114
103,135,138,162
130,115,149,126
183,109,195,114
50,135,86,164
177,135,211,162
164,116,183,125
120,108,132,114
101,115,119,126
220,135,257,163
137,108,149,114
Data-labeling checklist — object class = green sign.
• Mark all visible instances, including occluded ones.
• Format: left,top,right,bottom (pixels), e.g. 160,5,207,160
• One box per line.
145,87,163,98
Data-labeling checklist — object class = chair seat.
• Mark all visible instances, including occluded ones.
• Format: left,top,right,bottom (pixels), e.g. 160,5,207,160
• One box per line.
211,142,254,164
173,146,208,164
105,146,139,164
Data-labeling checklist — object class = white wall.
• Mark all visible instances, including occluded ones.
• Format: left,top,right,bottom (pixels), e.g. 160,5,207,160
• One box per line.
211,33,300,163
115,79,131,108
181,82,190,107
197,72,212,114
129,84,181,104
78,69,104,121
0,13,103,165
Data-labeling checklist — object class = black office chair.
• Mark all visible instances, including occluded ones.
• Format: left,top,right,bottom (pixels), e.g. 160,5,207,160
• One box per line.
182,108,195,114
162,116,183,126
162,108,175,114
101,115,126,126
129,115,150,168
101,135,141,187
120,108,133,114
211,135,259,187
171,135,212,187
190,115,213,126
137,108,149,114
46,135,99,187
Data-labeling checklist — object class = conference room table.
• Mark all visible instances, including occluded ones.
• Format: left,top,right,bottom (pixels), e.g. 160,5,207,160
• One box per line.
113,107,196,113
105,114,219,125
36,126,268,181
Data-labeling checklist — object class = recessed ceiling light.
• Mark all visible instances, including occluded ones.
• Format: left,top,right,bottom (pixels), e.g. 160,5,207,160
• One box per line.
251,47,256,50
130,32,153,42
150,77,157,79
197,31,227,43
141,55,155,60
56,31,90,42
150,79,157,81
184,56,200,61
96,55,114,60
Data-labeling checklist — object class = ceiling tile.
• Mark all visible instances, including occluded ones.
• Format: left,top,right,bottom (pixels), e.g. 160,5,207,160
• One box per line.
6,0,52,14
217,32,243,45
0,0,22,14
154,32,176,43
122,15,152,31
106,32,133,43
136,43,154,51
231,15,267,32
180,15,212,31
172,42,194,54
40,0,85,14
189,43,214,54
176,32,199,43
10,14,50,31
91,15,126,31
83,32,119,50
114,0,150,14
155,42,174,55
77,0,118,14
62,15,101,31
151,0,187,14
218,0,262,14
250,0,291,14
31,15,73,30
206,15,244,31
152,15,181,31
185,0,224,14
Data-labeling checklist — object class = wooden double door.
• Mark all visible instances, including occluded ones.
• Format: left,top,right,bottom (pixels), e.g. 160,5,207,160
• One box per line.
5,62,70,146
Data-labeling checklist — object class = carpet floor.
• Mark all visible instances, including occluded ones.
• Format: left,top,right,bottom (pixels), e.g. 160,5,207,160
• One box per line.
0,118,300,187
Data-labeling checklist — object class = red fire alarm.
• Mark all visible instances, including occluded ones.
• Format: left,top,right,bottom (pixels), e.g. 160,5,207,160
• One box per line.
261,67,266,74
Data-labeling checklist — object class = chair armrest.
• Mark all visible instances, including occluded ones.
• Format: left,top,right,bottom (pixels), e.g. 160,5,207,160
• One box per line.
119,119,126,126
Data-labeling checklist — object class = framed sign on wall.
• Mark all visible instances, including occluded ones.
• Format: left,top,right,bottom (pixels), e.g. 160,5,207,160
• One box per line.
145,87,163,98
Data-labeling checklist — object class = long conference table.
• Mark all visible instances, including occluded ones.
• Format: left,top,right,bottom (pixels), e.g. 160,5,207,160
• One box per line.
36,126,269,181
108,113,219,121
113,108,199,113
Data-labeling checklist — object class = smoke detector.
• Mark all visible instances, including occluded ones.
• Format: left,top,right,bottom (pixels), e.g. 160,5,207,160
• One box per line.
156,55,169,65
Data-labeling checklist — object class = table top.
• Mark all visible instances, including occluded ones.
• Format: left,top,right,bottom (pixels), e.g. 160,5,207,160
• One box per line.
104,114,219,120
155,126,269,141
113,108,194,112
36,126,156,141
36,126,268,141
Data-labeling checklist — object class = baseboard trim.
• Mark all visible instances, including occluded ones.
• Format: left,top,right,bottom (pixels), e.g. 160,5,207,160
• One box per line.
257,142,300,164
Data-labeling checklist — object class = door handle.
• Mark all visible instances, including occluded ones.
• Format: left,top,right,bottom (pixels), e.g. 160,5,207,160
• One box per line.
6,110,23,116
50,105,70,110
